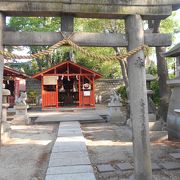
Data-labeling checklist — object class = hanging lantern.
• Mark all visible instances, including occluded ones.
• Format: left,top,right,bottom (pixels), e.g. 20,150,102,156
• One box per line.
76,75,79,80
73,80,78,92
68,76,70,81
59,84,65,92
83,83,91,90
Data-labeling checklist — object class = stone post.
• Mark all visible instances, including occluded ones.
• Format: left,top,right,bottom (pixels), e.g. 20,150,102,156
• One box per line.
0,13,5,146
61,15,74,32
1,84,11,143
125,15,152,180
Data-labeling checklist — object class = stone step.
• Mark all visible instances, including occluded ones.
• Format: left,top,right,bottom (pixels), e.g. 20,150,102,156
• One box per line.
148,113,156,122
149,121,162,131
35,113,104,123
150,131,168,142
7,116,14,121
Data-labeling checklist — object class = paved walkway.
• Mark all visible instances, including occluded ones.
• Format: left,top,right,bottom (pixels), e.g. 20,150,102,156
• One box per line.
45,121,96,180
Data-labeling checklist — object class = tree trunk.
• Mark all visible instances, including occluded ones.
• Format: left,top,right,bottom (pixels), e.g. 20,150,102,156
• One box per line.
119,59,129,89
114,47,130,119
156,47,170,121
153,20,170,122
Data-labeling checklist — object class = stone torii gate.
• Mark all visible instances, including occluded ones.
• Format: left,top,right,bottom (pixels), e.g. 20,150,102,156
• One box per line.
0,1,179,180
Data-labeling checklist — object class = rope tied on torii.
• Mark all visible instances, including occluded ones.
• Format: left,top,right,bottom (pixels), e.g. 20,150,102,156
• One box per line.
0,32,149,61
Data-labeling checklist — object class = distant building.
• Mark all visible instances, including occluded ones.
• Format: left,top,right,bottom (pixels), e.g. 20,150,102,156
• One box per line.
33,60,102,109
3,66,29,107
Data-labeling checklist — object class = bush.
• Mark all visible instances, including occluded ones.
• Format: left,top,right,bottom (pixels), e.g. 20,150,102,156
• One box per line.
27,90,39,104
150,80,160,106
117,86,128,104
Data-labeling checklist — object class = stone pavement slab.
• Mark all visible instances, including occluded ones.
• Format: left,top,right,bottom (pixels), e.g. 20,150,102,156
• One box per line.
46,121,96,179
50,151,88,159
170,153,180,159
56,136,85,143
52,143,87,153
58,129,82,133
116,163,133,171
45,173,96,180
97,164,115,172
46,165,93,175
160,162,180,170
54,141,86,147
60,121,80,127
58,131,83,137
49,152,91,167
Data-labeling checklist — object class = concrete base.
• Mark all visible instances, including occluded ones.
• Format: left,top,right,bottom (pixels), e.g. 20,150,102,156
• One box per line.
14,114,30,125
35,113,104,123
46,173,96,180
14,105,30,124
149,121,162,131
108,106,124,123
1,121,11,143
167,115,180,139
148,113,156,122
150,131,168,142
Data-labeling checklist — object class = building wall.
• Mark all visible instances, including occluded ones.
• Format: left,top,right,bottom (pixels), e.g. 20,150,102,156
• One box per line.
95,79,123,104
26,78,41,103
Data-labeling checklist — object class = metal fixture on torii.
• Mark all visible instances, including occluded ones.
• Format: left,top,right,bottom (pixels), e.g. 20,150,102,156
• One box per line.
0,1,179,180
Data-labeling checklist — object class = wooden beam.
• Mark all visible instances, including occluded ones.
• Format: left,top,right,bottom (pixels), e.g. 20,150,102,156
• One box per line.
3,31,172,47
0,1,172,19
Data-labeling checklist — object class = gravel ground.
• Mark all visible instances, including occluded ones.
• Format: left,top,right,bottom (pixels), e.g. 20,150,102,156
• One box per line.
81,122,180,180
0,119,58,180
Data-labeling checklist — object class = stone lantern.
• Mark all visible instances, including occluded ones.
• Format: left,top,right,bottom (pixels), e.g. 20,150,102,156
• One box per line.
1,83,11,143
146,73,156,114
164,43,180,139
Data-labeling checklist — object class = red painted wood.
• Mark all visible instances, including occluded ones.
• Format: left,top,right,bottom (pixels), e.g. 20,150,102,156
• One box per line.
42,91,57,107
8,96,15,107
33,61,102,109
56,84,58,108
33,61,102,80
14,79,20,99
78,75,81,106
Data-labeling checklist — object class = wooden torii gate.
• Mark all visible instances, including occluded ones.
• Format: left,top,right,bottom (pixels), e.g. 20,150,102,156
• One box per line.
0,1,179,180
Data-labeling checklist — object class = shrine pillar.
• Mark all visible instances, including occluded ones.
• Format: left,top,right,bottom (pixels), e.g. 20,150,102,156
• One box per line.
125,15,152,180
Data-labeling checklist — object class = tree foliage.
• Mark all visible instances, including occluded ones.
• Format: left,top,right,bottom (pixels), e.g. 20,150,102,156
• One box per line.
7,17,124,78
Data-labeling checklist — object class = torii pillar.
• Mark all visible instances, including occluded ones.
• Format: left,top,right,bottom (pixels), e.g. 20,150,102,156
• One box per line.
125,15,152,180
0,13,5,145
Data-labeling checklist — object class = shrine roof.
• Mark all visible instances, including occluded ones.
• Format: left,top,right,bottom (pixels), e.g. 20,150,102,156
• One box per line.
4,66,30,79
163,43,180,57
32,60,102,80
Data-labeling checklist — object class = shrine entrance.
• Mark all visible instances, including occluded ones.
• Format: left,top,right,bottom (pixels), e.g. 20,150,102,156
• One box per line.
33,60,102,109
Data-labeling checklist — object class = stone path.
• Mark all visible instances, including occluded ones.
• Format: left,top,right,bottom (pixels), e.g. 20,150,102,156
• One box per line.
45,121,96,180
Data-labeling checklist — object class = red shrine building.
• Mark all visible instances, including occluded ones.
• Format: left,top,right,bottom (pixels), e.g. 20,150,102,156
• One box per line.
3,66,29,107
32,61,102,109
